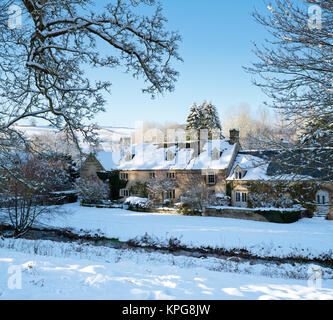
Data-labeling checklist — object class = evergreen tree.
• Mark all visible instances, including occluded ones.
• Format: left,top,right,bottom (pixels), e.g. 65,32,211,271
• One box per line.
185,103,201,133
185,101,222,139
202,102,222,134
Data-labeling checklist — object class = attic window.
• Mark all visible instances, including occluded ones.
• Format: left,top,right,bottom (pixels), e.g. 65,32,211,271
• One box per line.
235,171,243,179
212,148,221,160
166,150,176,161
125,152,134,162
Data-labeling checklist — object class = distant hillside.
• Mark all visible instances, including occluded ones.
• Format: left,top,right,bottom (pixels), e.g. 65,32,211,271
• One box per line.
14,125,135,153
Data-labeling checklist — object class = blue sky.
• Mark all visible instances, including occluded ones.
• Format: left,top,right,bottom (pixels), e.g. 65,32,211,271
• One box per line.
90,0,275,128
27,0,279,129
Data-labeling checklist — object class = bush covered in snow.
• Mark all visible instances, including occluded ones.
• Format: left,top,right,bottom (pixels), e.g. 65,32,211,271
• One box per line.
124,197,151,209
209,193,231,207
76,179,110,205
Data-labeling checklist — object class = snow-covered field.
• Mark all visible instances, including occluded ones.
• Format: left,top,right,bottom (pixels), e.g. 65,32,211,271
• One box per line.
1,203,333,300
38,202,333,260
1,237,333,300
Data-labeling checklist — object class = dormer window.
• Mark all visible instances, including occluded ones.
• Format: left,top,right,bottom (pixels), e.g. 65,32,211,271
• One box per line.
212,147,221,161
165,150,176,161
235,171,243,179
125,151,134,162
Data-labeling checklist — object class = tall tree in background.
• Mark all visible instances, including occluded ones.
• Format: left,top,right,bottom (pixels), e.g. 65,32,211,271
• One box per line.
185,101,222,139
0,0,181,175
246,0,333,180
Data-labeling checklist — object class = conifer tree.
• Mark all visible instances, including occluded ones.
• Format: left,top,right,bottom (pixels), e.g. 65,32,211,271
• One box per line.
185,101,222,139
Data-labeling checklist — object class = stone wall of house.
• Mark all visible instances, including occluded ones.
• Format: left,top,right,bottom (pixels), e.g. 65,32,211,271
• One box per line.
122,169,228,201
80,155,104,180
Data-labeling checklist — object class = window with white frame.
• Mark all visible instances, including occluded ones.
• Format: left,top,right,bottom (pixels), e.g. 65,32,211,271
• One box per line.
167,189,176,199
316,190,329,204
207,173,216,184
120,189,130,197
165,150,176,161
235,171,243,179
120,173,129,181
235,192,247,203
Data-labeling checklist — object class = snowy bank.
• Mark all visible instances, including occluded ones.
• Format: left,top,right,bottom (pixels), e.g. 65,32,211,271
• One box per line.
33,202,333,260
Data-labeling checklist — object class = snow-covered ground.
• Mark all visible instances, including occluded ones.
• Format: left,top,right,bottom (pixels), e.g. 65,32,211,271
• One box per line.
37,202,333,260
1,238,332,300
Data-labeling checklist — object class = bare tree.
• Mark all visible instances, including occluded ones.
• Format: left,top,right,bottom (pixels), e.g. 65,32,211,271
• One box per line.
147,177,176,205
0,153,69,237
179,173,222,212
0,0,181,175
245,0,333,180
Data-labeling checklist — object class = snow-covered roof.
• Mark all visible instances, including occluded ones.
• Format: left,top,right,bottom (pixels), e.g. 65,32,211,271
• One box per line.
227,153,270,181
95,151,121,171
118,140,238,171
227,152,315,182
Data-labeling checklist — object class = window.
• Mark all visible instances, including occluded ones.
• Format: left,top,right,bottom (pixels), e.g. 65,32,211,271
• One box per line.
125,152,134,162
166,150,176,161
120,173,129,181
212,148,221,161
322,196,326,204
167,189,176,199
235,171,242,179
149,172,156,179
120,189,130,197
316,190,329,205
167,172,175,179
208,174,216,184
236,192,247,203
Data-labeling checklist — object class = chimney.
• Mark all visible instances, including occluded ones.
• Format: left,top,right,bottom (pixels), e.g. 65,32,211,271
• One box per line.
229,129,240,145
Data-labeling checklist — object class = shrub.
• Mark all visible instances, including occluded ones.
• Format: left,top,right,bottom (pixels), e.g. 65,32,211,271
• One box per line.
76,178,109,205
248,181,319,216
124,197,151,210
254,208,302,223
